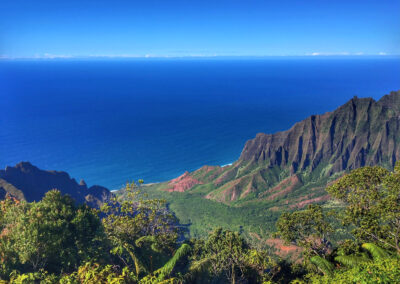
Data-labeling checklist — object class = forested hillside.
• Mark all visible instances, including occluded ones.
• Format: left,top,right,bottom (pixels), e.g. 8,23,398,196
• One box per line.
1,91,399,282
138,91,400,238
1,163,399,283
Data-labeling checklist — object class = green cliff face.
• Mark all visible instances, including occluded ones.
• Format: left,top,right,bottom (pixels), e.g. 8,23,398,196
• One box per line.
204,91,400,204
3,91,399,240
150,91,400,210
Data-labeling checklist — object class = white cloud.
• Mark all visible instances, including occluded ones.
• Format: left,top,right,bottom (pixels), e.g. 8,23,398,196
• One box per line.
308,52,353,56
43,53,73,59
378,52,387,56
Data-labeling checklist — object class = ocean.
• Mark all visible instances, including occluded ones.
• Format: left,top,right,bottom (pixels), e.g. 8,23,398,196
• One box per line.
1,57,399,189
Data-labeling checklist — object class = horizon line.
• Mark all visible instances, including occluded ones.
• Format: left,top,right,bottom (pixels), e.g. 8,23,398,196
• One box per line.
1,53,399,60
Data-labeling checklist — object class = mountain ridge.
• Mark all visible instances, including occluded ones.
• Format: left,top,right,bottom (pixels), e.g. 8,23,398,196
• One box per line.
151,90,400,208
0,161,113,207
2,91,399,212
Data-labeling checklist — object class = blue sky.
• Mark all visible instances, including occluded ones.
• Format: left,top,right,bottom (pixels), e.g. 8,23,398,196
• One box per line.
0,0,399,58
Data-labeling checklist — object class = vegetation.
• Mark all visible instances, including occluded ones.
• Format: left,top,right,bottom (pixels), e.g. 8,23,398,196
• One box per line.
0,183,277,283
1,163,400,283
274,163,400,283
133,183,281,240
125,91,400,243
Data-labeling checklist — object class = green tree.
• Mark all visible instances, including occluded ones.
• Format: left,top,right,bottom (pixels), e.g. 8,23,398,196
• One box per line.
0,197,22,279
309,255,400,283
0,190,107,275
140,243,191,283
326,164,400,253
275,204,333,259
187,228,278,284
101,182,179,278
59,262,137,284
203,228,249,283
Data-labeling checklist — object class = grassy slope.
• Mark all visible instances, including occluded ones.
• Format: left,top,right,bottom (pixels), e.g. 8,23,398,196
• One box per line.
114,155,347,245
139,182,281,240
118,92,400,244
135,170,336,242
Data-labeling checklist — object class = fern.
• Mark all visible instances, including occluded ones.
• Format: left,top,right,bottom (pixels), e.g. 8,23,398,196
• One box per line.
155,243,191,281
135,235,157,247
334,255,370,267
310,256,334,276
362,243,390,259
135,235,163,252
184,257,212,281
122,243,147,277
188,257,212,273
333,243,390,269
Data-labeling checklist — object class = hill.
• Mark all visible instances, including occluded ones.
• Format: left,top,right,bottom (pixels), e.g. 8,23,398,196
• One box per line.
1,91,399,239
136,90,400,238
0,161,112,207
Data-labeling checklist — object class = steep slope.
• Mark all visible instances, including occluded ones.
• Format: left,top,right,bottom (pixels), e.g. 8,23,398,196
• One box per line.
150,91,400,208
240,92,400,173
0,162,113,207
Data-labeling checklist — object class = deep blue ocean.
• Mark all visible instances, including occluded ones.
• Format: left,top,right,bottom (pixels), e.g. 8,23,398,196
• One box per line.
1,58,399,189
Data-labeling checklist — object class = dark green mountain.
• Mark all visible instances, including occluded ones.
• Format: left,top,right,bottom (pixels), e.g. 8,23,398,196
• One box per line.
2,91,399,239
0,161,112,207
147,91,400,210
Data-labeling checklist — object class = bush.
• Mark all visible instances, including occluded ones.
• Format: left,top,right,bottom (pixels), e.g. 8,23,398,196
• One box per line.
309,257,400,284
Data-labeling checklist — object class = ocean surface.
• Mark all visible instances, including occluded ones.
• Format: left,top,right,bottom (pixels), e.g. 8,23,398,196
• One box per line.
0,57,399,189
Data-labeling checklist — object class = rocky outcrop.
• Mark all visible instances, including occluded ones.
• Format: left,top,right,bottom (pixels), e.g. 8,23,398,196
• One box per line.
0,162,113,207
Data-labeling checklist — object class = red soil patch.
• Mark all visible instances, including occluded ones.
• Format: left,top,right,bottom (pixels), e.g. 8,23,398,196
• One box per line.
213,165,238,186
240,181,254,199
194,165,223,181
229,188,242,201
288,193,316,205
214,172,230,186
0,228,9,238
201,166,216,173
326,176,343,187
249,232,262,241
268,206,281,212
222,176,248,201
206,176,247,202
295,194,314,202
263,175,301,201
266,238,303,259
206,179,238,200
290,194,330,209
163,172,202,192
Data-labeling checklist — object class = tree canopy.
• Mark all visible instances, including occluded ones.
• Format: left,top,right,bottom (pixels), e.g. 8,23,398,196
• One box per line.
1,163,400,283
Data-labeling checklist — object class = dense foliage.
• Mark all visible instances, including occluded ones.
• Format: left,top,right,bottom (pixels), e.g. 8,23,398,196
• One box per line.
274,163,400,283
0,183,277,283
1,163,400,283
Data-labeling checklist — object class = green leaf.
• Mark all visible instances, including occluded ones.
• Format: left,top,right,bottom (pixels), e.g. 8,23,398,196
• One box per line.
334,255,370,267
310,256,334,276
154,243,191,281
362,243,390,259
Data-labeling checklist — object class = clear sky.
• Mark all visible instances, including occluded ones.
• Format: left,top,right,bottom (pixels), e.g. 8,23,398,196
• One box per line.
1,0,399,58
